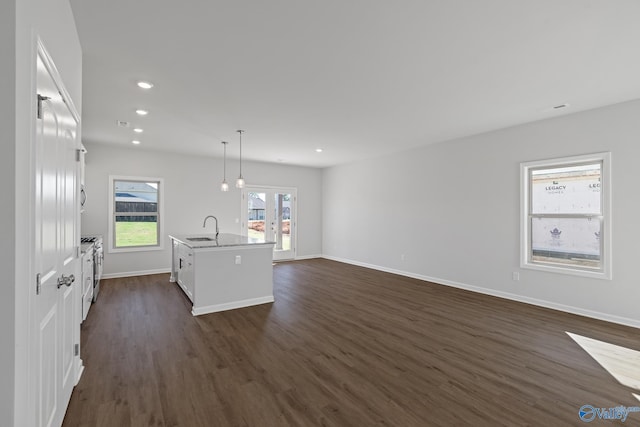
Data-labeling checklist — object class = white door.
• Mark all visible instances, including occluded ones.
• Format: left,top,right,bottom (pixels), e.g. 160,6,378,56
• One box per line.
242,187,297,261
34,45,79,427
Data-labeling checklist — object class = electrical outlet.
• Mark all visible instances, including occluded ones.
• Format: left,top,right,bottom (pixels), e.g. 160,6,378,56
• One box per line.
400,254,405,261
235,255,241,265
512,272,520,281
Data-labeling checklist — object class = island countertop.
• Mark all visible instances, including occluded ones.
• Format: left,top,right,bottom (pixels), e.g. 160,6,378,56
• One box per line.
169,233,275,249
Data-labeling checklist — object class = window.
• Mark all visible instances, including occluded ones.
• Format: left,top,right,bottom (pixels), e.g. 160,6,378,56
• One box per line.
108,176,164,252
520,153,611,279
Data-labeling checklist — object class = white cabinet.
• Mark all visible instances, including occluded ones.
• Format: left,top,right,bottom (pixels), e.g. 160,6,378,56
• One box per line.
80,145,87,214
176,241,195,302
80,144,86,186
81,247,93,321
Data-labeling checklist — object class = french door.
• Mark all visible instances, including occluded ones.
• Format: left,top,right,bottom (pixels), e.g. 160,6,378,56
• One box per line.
242,187,297,261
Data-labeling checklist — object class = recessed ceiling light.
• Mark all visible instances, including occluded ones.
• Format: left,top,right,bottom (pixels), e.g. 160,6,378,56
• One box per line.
137,81,154,89
315,148,323,153
135,109,149,116
131,140,141,145
133,128,144,133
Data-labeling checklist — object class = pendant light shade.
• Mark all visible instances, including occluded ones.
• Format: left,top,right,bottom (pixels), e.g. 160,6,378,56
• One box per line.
220,141,229,192
236,129,245,188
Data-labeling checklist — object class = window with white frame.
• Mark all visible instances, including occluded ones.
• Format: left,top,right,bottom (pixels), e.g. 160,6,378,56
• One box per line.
108,176,164,252
520,153,611,279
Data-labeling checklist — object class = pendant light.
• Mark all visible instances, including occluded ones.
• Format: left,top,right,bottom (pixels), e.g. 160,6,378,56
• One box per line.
220,141,229,192
235,129,245,188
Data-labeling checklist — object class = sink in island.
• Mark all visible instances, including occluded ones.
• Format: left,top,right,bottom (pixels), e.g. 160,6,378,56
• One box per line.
169,233,275,316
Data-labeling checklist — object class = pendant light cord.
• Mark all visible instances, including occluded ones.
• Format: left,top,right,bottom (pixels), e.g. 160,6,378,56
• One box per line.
223,141,227,179
238,130,244,178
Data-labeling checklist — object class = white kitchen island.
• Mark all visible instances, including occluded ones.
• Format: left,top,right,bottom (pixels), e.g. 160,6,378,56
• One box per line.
169,233,275,316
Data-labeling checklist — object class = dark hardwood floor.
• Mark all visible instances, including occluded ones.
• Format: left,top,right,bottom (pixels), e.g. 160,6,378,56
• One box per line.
63,259,640,426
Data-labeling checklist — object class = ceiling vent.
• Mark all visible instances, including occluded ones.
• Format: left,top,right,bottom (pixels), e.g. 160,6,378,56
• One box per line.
116,120,131,128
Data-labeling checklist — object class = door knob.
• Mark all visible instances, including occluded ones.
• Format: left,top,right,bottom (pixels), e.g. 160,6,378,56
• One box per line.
57,274,75,289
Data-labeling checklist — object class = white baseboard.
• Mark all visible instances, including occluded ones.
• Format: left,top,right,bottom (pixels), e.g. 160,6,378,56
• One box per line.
192,295,275,316
294,254,323,260
102,268,171,279
321,255,640,329
271,254,322,263
74,363,84,386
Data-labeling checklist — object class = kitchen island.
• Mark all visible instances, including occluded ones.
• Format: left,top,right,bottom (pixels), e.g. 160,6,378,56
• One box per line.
169,233,275,316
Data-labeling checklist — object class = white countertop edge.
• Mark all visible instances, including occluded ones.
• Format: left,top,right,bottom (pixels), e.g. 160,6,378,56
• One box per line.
169,233,276,249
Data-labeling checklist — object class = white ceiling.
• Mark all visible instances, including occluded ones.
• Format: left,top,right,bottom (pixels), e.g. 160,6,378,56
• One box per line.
69,0,640,168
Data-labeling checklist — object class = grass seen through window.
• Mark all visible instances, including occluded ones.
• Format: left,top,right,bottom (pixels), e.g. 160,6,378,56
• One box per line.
115,221,158,247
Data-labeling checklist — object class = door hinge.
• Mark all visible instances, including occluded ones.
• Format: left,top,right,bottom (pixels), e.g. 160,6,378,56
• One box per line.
36,94,51,120
74,343,79,356
76,148,82,162
36,273,41,295
76,246,80,258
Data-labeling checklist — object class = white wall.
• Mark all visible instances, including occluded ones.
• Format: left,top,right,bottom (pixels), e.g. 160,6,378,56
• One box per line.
81,143,323,276
323,99,640,327
10,0,82,425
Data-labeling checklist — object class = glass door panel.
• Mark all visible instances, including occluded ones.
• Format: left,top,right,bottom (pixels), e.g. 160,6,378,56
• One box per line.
243,187,296,261
272,192,292,255
247,192,266,242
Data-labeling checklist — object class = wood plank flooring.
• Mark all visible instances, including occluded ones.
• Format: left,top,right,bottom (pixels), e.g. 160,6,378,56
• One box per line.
63,259,640,426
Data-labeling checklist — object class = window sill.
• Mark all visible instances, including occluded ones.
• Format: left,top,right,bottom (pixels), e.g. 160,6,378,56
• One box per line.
520,261,611,280
108,244,164,254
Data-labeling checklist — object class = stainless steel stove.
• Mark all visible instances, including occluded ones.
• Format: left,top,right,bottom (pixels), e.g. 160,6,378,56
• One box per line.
81,235,103,301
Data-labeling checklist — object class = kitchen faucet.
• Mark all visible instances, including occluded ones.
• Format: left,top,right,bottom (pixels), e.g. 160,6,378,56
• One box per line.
202,215,219,238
